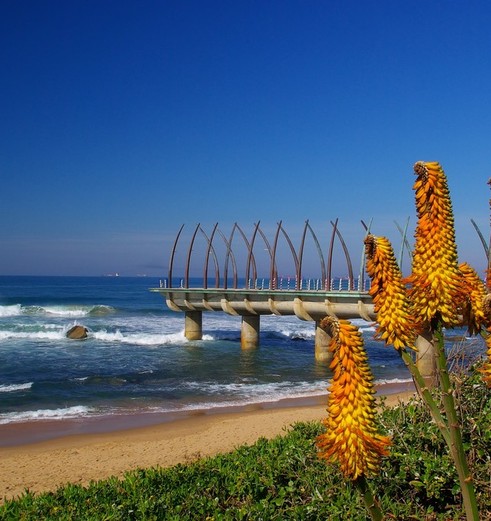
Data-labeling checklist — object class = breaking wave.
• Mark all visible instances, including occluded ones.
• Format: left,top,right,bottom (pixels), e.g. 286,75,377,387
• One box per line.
0,382,33,393
0,304,114,318
0,405,92,425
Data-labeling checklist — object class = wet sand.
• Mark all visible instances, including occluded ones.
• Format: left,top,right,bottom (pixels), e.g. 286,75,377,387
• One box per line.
0,383,415,502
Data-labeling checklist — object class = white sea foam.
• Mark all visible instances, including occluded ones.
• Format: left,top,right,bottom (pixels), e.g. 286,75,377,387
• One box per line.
0,405,91,424
156,376,413,415
92,329,188,346
43,307,90,317
375,377,413,386
0,330,66,341
180,377,412,407
0,304,23,317
0,325,211,345
183,379,327,400
0,303,114,318
279,328,315,340
0,382,33,393
42,305,114,317
157,387,330,414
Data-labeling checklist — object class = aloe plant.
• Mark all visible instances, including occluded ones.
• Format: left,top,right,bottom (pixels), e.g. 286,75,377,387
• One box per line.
317,161,491,520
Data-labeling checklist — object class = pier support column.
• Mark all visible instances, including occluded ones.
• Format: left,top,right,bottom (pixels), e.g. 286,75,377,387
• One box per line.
415,329,437,387
315,320,333,364
241,315,260,350
185,311,202,341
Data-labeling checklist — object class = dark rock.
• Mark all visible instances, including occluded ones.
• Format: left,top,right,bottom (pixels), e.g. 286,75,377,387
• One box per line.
66,325,88,339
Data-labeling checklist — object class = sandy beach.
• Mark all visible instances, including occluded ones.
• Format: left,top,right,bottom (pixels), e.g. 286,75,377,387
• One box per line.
0,386,414,503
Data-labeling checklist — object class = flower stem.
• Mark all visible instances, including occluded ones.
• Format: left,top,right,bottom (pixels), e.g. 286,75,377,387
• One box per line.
354,476,383,521
433,325,479,521
399,348,451,445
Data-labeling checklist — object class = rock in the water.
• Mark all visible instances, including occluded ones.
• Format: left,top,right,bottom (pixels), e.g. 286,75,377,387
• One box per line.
66,325,88,339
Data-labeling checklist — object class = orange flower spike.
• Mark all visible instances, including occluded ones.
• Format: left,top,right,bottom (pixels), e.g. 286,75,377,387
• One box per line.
364,234,419,350
479,329,491,388
458,262,488,335
408,161,462,327
316,317,390,480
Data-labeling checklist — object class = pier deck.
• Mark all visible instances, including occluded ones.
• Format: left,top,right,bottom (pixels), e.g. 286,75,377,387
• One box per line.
150,286,376,363
150,287,375,322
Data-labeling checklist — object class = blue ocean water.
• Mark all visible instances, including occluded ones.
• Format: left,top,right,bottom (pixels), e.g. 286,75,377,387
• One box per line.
0,276,415,428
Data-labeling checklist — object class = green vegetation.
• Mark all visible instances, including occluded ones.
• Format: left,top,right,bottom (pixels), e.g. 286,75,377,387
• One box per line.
1,369,491,521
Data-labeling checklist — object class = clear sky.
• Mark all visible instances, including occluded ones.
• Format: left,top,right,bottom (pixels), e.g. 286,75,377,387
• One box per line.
1,1,491,278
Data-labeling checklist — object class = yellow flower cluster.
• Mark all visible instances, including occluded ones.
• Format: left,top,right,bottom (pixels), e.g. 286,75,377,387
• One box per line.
458,262,488,335
364,234,419,350
408,161,462,327
316,317,390,480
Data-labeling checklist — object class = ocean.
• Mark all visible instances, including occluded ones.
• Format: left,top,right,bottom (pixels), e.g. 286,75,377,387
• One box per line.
0,275,433,438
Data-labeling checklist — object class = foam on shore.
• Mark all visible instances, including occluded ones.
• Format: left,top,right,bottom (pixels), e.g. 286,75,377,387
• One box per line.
0,379,415,448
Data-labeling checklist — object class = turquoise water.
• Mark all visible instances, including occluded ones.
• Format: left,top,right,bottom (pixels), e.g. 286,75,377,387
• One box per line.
0,276,415,427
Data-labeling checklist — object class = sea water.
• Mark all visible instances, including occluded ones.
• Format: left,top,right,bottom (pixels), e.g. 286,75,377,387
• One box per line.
0,276,443,428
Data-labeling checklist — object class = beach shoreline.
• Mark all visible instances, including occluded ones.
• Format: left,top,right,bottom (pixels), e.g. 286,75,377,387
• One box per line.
0,379,414,448
0,381,415,502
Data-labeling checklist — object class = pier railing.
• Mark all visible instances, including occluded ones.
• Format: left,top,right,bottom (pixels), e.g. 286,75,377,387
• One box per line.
163,219,385,291
159,276,371,292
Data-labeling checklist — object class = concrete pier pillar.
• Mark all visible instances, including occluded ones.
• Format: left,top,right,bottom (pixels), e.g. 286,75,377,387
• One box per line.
315,320,333,364
415,329,437,387
241,315,260,350
185,311,202,340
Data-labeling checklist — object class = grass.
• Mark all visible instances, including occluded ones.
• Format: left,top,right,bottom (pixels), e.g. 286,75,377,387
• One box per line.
1,369,491,520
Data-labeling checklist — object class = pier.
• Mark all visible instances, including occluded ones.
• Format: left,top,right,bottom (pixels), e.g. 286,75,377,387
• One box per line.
150,285,375,362
151,220,434,379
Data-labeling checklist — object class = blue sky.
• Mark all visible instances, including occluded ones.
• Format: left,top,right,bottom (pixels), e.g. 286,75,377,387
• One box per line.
1,1,490,278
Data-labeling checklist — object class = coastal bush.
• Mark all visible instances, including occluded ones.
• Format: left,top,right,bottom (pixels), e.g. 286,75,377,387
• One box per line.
311,162,491,520
1,369,491,520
